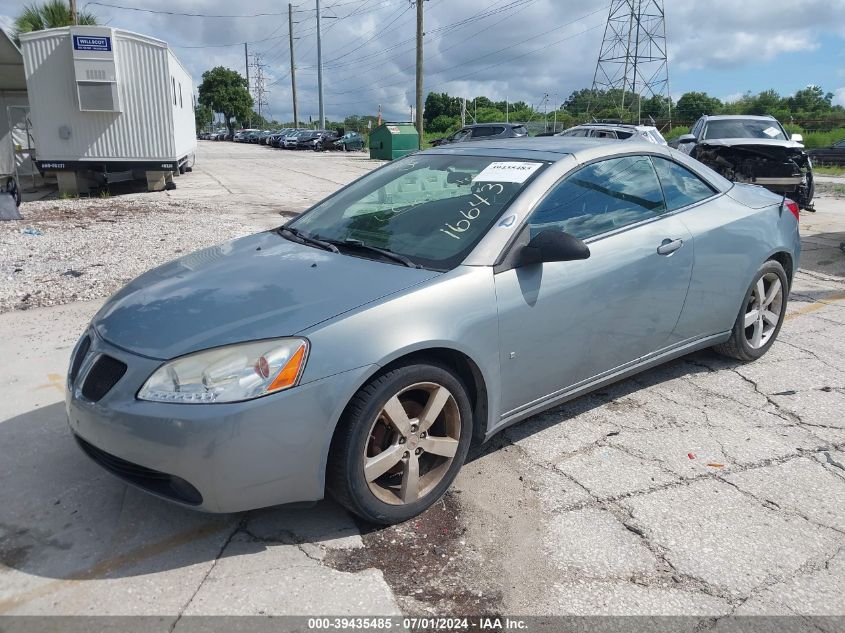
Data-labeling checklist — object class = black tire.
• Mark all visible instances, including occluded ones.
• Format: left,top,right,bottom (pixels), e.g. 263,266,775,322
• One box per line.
327,361,473,525
713,260,788,361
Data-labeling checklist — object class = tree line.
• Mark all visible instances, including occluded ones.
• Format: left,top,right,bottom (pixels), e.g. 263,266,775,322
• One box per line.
423,85,844,134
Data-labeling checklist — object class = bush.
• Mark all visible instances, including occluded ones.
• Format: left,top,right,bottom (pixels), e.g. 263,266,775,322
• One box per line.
664,125,690,141
802,128,845,149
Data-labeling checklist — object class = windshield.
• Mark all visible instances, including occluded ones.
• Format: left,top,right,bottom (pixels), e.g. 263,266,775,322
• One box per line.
704,119,787,141
286,154,546,270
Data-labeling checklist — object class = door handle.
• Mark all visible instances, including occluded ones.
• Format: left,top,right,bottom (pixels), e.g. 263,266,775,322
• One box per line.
657,238,684,256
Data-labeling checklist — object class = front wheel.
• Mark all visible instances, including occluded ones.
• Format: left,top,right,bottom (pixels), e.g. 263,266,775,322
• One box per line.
714,260,788,361
327,362,473,524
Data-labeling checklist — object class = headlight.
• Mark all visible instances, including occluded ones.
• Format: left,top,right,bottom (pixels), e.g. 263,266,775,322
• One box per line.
138,338,308,404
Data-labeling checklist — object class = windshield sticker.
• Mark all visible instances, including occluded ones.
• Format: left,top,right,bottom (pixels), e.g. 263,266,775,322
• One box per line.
473,162,542,183
763,126,780,138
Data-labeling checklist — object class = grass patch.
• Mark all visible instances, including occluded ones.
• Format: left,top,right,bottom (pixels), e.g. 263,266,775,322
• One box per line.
814,165,845,177
832,185,845,196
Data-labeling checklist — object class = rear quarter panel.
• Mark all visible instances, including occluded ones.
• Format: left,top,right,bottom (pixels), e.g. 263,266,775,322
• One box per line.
672,184,799,340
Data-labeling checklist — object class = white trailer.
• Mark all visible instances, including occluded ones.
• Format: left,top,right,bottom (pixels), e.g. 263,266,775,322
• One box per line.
19,26,196,193
0,28,29,214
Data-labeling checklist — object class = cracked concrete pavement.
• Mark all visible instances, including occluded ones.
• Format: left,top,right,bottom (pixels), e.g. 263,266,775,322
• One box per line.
0,142,843,622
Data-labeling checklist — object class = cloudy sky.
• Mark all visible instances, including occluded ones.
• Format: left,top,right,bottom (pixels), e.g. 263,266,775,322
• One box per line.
2,0,844,122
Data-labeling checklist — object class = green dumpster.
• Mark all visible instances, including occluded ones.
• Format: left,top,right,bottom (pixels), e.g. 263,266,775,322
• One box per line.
369,122,419,160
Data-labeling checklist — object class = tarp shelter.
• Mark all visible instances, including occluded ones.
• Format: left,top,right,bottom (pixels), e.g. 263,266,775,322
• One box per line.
0,29,35,183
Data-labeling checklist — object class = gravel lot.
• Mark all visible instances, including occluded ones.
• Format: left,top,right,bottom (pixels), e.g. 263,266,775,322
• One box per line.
0,142,379,313
0,143,844,625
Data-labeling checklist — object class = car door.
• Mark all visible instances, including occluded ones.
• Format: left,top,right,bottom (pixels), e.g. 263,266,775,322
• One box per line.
494,154,694,416
655,156,769,340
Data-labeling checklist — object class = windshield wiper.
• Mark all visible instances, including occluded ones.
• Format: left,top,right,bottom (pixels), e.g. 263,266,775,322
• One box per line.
325,238,421,268
277,226,339,253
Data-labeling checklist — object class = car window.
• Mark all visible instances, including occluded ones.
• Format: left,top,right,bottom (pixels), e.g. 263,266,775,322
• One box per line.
561,129,588,137
451,129,471,142
512,126,528,136
691,119,703,138
290,154,547,270
471,126,496,138
528,155,667,241
704,119,787,140
616,130,634,139
651,157,716,211
592,130,616,139
835,140,845,148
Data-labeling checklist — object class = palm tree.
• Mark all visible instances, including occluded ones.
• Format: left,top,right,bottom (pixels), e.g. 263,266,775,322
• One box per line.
13,0,97,43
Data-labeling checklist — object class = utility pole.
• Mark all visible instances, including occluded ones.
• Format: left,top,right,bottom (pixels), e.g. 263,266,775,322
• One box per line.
316,0,325,129
288,4,298,127
414,0,424,148
244,43,251,127
70,0,77,24
244,43,250,91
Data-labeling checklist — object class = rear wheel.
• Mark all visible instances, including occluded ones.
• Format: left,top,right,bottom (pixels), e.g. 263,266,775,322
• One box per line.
714,260,788,361
327,362,473,524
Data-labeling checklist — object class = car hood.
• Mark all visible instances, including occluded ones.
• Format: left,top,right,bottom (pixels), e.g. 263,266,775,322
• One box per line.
93,231,440,360
698,138,804,150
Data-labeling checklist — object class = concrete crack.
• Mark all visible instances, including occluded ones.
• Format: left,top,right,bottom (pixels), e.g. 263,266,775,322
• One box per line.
730,367,802,424
168,516,244,632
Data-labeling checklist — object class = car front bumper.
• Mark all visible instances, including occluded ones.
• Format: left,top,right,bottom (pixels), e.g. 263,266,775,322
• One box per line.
66,330,374,512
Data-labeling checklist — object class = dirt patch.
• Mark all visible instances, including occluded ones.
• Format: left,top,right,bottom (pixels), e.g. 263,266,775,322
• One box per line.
324,492,503,615
814,181,845,198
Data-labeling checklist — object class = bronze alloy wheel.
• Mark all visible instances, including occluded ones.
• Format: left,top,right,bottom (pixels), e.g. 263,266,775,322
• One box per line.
363,382,461,505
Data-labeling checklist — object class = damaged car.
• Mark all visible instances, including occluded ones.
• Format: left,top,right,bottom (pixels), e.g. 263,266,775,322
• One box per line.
674,115,814,209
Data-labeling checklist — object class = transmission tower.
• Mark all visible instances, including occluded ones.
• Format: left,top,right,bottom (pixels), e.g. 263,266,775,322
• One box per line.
250,53,270,121
589,0,670,125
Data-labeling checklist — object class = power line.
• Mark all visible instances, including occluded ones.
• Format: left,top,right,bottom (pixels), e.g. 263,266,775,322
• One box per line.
326,20,603,107
304,0,532,72
324,0,537,90
84,0,401,17
170,26,288,49
326,5,607,101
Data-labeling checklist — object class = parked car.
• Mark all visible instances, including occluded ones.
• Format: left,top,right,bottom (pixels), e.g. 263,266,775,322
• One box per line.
258,130,276,145
67,137,799,524
557,122,667,145
268,129,293,147
332,132,365,151
807,138,845,166
672,115,814,209
313,130,341,151
430,123,529,146
234,129,259,142
283,130,309,149
295,130,324,150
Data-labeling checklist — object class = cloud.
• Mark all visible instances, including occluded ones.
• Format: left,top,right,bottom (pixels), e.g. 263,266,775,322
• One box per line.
0,0,843,121
834,88,845,107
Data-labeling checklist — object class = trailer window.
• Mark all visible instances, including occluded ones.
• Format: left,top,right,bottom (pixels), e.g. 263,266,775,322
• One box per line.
179,82,183,108
172,77,176,106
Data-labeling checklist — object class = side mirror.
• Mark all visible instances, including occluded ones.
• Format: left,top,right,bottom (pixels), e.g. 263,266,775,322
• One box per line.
791,133,804,144
676,134,696,144
519,229,590,266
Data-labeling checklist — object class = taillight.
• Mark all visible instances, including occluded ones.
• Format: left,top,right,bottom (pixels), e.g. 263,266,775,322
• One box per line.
785,199,800,222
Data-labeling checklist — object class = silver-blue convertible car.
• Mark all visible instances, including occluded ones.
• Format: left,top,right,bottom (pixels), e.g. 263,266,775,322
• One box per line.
66,138,800,524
